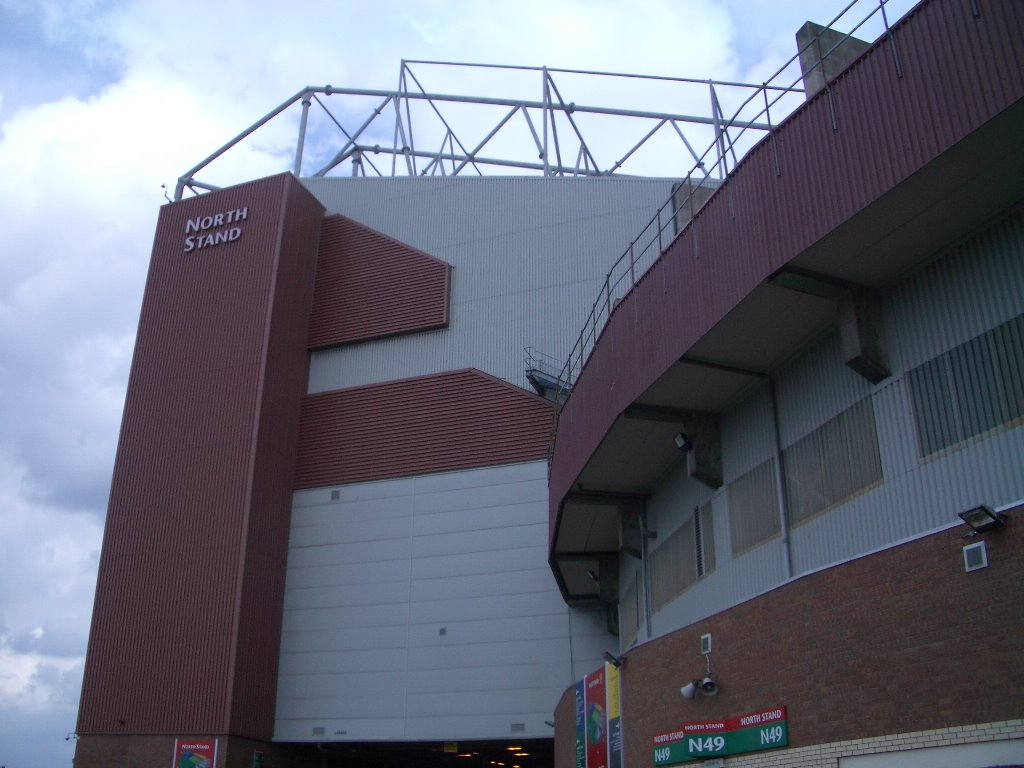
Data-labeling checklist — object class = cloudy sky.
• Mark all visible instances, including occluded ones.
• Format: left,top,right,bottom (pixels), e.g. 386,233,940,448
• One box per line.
0,0,915,765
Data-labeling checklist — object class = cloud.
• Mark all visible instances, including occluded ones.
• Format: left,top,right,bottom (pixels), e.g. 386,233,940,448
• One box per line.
0,636,83,714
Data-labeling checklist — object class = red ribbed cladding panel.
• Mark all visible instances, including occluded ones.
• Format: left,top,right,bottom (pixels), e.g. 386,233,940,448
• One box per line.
548,0,1024,536
294,369,554,488
307,214,452,349
78,174,324,738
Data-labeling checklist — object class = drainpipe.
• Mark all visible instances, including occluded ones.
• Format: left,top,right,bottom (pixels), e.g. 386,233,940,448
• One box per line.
640,504,654,640
769,377,794,580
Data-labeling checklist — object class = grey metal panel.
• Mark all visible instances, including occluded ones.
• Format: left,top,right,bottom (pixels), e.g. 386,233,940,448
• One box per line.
645,459,714,545
406,614,572,646
407,661,571,694
287,515,413,548
412,522,547,557
773,327,877,446
284,558,412,590
719,383,776,481
280,626,407,654
886,211,1024,371
401,712,552,741
406,638,570,670
411,501,546,535
283,539,412,569
650,537,788,638
407,591,568,624
411,545,550,580
566,607,611,681
283,603,411,630
787,213,1024,573
791,420,1024,574
410,567,559,601
276,460,579,741
282,647,409,675
303,176,678,392
406,687,559,717
413,478,549,515
275,715,406,741
642,210,1024,640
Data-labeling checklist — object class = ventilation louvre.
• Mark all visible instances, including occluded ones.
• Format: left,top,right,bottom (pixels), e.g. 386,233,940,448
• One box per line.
963,541,988,572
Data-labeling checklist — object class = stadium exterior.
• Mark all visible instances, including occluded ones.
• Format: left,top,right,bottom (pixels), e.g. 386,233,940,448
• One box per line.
75,2,1024,767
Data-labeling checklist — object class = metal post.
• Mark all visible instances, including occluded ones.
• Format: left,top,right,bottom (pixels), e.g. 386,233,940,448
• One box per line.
709,81,724,177
293,93,312,177
880,0,904,79
764,83,781,178
541,67,550,175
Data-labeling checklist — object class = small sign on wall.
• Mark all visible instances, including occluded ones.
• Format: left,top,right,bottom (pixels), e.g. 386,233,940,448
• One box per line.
652,707,788,765
173,738,217,768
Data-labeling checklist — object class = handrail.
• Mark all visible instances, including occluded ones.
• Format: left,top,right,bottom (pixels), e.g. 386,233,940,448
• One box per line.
547,0,911,464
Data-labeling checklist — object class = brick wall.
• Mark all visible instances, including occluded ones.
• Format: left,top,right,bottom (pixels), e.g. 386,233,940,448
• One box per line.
554,504,1024,767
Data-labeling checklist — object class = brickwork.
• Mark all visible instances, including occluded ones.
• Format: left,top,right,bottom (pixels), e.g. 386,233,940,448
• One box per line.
553,506,1024,768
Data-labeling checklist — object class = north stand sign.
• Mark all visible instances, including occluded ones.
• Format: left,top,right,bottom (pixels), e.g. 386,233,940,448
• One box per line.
652,707,788,765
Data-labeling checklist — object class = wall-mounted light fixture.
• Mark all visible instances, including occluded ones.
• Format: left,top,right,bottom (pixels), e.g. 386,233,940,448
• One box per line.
602,651,625,668
958,504,1007,535
674,433,692,453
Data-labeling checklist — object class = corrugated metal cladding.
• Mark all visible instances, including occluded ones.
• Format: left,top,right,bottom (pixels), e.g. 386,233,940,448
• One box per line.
277,461,606,742
550,0,1024,516
294,369,554,488
307,214,451,349
77,174,324,737
301,176,678,393
642,208,1024,630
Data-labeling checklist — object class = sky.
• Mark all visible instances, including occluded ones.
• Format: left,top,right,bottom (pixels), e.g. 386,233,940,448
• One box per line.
0,1,915,765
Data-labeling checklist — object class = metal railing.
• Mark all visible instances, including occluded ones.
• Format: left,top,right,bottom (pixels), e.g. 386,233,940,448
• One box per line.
174,65,796,200
549,0,912,414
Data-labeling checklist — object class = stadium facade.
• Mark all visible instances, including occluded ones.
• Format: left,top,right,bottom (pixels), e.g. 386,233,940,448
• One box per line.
75,1,1023,767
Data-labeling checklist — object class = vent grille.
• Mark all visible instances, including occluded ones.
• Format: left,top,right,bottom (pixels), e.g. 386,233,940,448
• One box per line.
963,541,988,572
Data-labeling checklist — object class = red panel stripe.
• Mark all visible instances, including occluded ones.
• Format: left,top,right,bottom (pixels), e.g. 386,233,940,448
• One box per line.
295,370,554,488
307,214,451,348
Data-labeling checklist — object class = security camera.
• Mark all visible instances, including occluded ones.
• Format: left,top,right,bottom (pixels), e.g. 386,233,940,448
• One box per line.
680,680,700,699
701,675,718,697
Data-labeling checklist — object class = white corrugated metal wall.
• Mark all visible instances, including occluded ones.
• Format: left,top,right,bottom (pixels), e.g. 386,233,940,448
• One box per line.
302,176,679,393
638,209,1024,641
281,176,665,741
276,460,609,741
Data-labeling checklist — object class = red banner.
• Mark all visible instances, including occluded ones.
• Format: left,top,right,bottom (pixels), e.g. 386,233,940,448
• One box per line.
173,738,217,768
584,668,608,768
